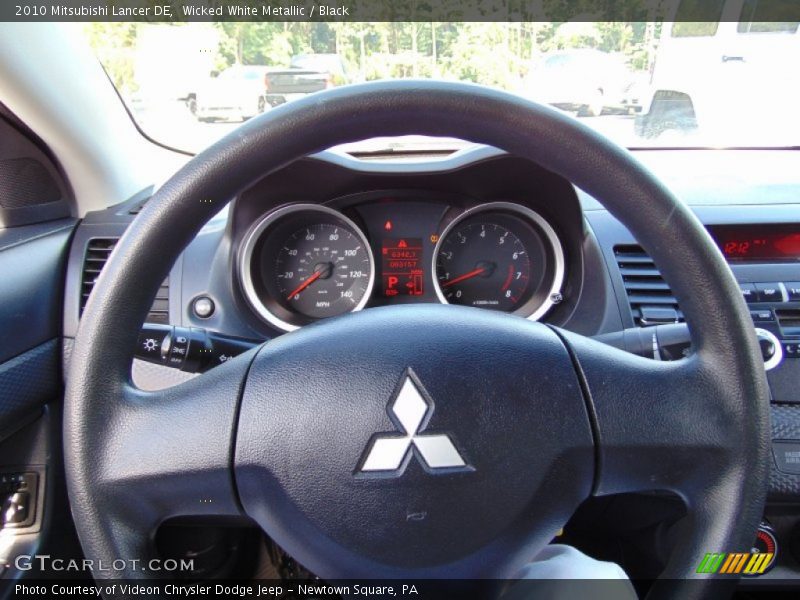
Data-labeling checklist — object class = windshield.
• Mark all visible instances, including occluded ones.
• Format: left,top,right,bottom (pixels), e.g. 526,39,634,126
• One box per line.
83,18,800,154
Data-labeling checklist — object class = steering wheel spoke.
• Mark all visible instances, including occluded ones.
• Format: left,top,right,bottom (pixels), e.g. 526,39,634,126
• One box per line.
560,330,769,581
66,349,256,577
562,331,743,497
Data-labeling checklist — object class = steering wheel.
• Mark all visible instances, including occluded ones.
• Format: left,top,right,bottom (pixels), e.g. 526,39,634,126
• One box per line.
65,82,770,598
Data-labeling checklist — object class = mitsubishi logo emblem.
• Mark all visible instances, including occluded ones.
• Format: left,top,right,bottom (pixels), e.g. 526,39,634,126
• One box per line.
358,370,469,475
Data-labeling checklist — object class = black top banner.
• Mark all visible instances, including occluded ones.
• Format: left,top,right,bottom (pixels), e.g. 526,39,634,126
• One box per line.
3,0,800,23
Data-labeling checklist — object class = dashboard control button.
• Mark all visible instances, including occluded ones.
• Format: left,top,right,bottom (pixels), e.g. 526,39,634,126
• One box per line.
137,327,171,359
134,325,259,373
192,296,215,319
760,339,776,359
755,328,783,370
748,522,778,576
773,441,800,475
755,282,785,303
208,336,257,366
1,472,37,528
784,342,800,358
750,310,774,322
0,472,23,489
739,283,758,304
2,491,29,525
785,282,800,302
166,332,190,368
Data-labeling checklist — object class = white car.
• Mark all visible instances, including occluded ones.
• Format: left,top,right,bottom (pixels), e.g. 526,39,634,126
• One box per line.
190,65,269,122
636,0,800,141
523,49,639,116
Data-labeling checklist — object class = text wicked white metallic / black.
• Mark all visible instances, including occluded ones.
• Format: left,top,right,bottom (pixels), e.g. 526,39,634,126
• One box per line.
358,371,467,474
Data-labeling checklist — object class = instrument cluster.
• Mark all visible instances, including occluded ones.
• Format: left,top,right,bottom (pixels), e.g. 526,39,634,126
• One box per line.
238,195,568,332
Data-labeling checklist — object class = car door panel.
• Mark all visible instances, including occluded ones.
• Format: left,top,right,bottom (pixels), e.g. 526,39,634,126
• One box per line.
0,222,78,583
0,222,73,440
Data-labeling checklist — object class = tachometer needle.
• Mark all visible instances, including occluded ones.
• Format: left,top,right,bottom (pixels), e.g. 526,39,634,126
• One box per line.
286,270,323,300
500,264,514,292
442,267,485,288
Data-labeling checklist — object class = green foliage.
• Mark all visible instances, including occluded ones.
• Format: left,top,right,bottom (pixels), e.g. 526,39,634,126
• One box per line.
83,23,140,93
85,20,658,94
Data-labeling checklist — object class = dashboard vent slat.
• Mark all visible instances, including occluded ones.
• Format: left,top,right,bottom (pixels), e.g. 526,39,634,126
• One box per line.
617,266,663,277
622,281,672,292
80,237,169,323
614,244,683,326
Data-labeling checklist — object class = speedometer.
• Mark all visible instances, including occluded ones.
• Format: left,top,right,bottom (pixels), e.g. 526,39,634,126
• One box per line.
433,202,565,320
239,205,374,331
275,223,371,318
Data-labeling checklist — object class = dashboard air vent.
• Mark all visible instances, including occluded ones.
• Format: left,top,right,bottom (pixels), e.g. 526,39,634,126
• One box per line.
613,244,683,326
80,238,169,324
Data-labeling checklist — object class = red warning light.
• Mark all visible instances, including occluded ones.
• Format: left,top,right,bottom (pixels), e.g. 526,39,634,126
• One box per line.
398,239,407,248
384,220,393,231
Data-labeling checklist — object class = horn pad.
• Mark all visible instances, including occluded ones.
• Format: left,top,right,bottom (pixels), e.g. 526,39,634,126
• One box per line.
234,305,594,578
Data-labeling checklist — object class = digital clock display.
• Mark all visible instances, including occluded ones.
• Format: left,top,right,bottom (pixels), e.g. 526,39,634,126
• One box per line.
709,224,800,262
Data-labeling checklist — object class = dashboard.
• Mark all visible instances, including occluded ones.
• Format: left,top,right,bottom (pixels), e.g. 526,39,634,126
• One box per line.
224,148,588,336
47,141,800,585
63,146,800,351
239,199,565,332
62,146,800,514
237,197,800,334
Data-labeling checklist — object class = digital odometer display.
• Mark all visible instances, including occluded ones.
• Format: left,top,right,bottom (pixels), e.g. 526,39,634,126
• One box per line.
382,238,424,296
709,224,800,262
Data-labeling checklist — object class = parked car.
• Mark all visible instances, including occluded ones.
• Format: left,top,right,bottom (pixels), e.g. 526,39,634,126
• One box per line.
290,53,351,84
635,0,800,140
263,66,332,107
189,64,270,122
261,54,353,107
523,49,640,116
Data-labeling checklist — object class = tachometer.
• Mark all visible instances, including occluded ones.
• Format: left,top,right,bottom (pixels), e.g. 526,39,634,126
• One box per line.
240,205,374,331
436,222,533,311
433,202,565,320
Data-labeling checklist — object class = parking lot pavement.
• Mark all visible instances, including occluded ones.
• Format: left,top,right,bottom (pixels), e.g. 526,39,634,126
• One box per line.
128,99,642,154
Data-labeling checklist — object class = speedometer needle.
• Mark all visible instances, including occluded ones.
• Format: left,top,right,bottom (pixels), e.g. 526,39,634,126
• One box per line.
286,270,323,300
442,267,485,288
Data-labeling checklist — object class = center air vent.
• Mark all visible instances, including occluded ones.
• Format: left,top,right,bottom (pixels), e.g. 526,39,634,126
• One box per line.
614,244,683,326
80,238,169,324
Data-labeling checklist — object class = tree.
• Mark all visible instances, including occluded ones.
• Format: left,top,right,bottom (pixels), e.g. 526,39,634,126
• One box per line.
83,23,139,93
